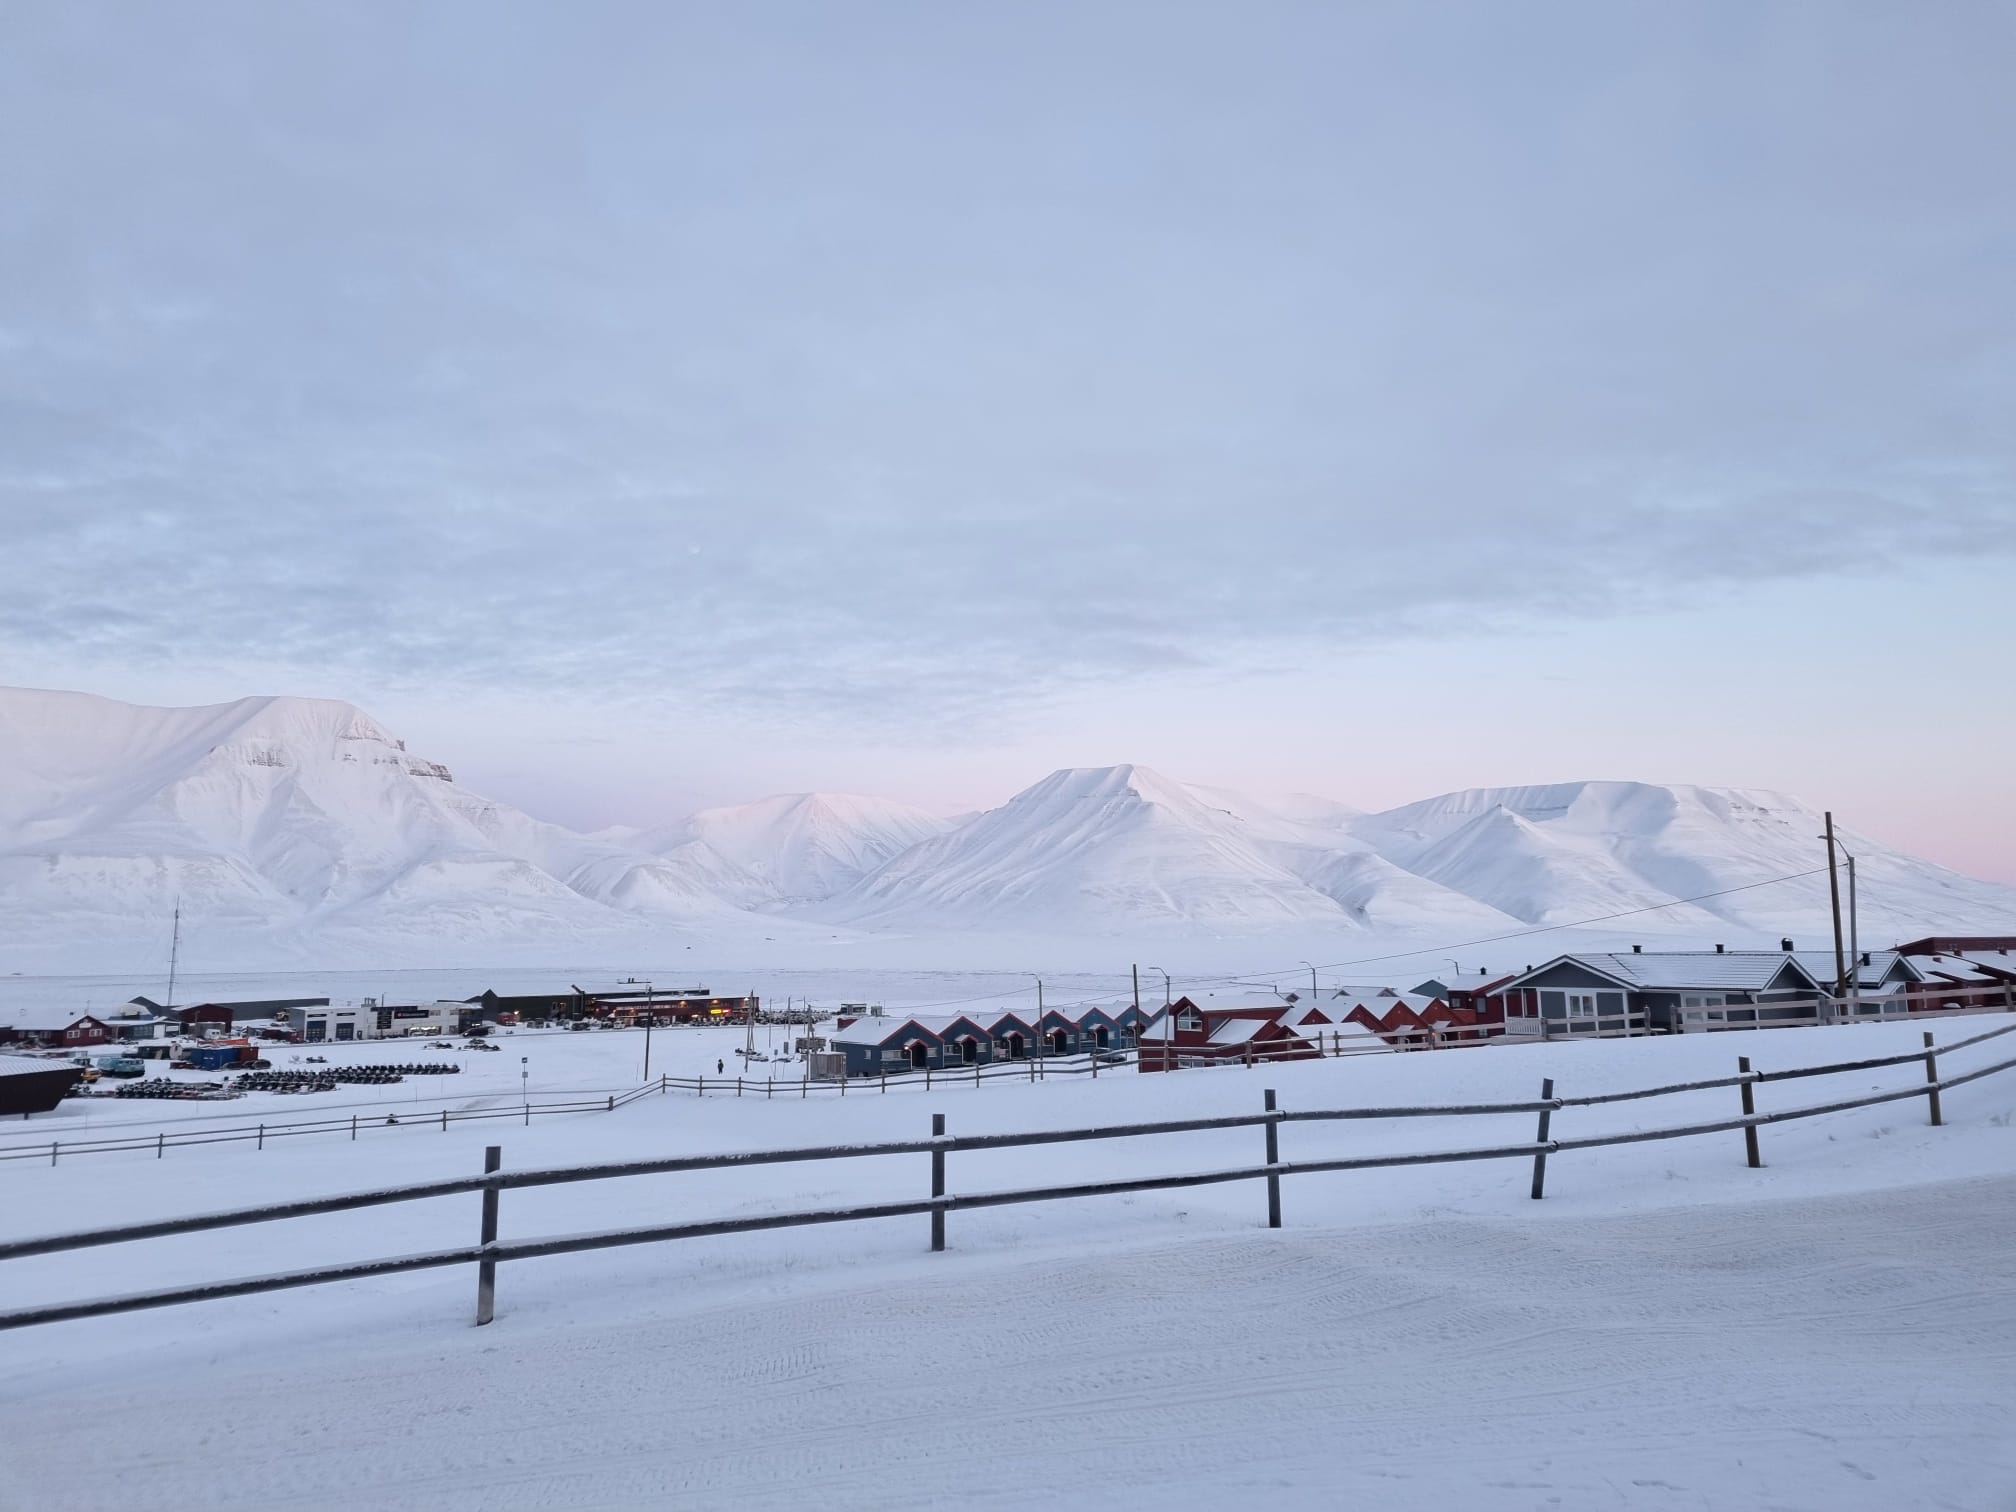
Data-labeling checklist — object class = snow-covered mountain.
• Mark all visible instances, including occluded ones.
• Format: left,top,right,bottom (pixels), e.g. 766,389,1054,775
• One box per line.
651,793,952,903
821,765,1353,929
2,687,2010,959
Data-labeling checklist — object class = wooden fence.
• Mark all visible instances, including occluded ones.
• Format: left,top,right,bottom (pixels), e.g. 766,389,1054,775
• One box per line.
3,1017,2013,1333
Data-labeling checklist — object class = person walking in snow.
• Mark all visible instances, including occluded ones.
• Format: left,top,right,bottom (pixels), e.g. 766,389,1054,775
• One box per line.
716,1058,724,1074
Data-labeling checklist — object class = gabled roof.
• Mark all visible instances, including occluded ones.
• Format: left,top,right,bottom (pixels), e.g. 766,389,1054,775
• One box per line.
829,1016,932,1047
1502,952,1824,994
1171,991,1293,1014
1788,951,1915,989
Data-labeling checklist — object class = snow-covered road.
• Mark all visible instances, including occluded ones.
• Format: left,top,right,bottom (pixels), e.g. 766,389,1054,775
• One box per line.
3,1177,2012,1512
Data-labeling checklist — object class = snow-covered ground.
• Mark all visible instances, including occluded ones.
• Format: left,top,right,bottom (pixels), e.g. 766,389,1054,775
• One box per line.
3,1018,2015,1510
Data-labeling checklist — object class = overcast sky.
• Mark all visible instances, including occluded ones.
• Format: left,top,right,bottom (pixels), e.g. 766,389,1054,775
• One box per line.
3,2,2012,879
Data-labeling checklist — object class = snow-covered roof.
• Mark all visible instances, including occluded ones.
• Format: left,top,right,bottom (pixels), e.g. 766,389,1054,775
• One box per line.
1914,954,2015,985
1513,953,1822,993
1788,951,1913,988
1207,1018,1274,1046
1175,992,1293,1014
0,1007,108,1032
0,1052,81,1079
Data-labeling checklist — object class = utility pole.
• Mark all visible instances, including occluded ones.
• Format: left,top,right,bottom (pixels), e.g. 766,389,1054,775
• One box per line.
1824,811,1848,1001
642,978,653,1081
1034,976,1045,1068
1131,963,1140,1050
1300,961,1318,1001
744,987,757,1062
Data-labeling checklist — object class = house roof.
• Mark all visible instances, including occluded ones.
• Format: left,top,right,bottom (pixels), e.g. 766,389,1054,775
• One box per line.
829,1015,941,1046
1173,992,1293,1014
1207,1018,1276,1045
0,1008,109,1032
1506,952,1823,993
1787,951,1914,989
1913,953,2016,985
1,1051,82,1078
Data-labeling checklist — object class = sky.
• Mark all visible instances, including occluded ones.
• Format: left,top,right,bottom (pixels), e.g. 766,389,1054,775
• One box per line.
2,2,2013,880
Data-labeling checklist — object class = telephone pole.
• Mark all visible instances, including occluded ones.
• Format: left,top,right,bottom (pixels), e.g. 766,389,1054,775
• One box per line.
1823,811,1848,998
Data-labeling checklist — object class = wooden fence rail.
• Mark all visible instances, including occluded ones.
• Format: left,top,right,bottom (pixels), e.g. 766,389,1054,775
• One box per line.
3,1018,2014,1333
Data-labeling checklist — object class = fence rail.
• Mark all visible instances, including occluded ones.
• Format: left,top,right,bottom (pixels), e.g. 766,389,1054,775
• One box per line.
0,1050,1144,1166
4,1016,2014,1333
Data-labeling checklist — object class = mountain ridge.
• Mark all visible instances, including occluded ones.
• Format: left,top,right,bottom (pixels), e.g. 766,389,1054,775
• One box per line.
1,686,2009,954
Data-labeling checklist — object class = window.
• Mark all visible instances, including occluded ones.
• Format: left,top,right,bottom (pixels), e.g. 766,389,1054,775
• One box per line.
1176,1009,1202,1032
335,1021,355,1041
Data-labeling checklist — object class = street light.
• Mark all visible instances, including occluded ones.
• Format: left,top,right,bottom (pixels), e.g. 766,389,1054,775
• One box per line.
642,978,654,1080
1148,965,1171,1072
1299,961,1319,1001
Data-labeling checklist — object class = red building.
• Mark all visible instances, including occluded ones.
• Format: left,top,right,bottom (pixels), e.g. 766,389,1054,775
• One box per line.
0,1011,114,1049
1138,997,1322,1072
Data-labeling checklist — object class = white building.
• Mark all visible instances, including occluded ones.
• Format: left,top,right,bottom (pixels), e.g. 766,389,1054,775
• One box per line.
283,1001,381,1044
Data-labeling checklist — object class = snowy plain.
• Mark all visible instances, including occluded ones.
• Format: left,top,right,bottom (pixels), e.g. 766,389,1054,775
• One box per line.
3,1017,2015,1512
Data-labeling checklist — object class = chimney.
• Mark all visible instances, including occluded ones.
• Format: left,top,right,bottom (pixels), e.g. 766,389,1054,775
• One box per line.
1860,951,1871,966
1780,938,1794,952
1479,967,1487,976
1632,944,1642,953
1715,943,1725,954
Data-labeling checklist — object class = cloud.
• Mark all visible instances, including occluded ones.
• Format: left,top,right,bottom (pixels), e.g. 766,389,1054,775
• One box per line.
2,2,2013,738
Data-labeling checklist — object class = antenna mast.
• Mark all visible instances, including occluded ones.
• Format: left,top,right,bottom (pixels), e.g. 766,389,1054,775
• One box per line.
165,901,182,1009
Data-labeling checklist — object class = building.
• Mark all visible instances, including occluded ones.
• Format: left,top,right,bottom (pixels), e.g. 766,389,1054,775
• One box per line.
0,1053,83,1116
281,1002,381,1044
1490,949,1824,1035
169,998,329,1036
0,1010,117,1049
1137,996,1322,1072
825,1004,1137,1078
462,986,760,1026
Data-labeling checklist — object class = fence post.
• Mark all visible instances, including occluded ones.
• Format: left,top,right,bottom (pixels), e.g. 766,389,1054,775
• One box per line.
607,1094,614,1112
930,1113,946,1252
1923,1033,1943,1126
475,1145,501,1326
1738,1057,1761,1167
925,1065,932,1090
1530,1078,1554,1199
350,1115,357,1142
157,1131,165,1160
258,1123,265,1151
801,1076,807,1099
1263,1090,1282,1228
737,1078,743,1098
51,1141,57,1166
441,1109,449,1133
697,1075,703,1098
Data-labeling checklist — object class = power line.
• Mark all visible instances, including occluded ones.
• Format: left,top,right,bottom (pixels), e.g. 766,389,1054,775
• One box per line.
1175,867,1835,988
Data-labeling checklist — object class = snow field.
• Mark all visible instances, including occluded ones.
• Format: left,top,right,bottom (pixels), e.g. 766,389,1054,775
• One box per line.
3,1019,2016,1508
